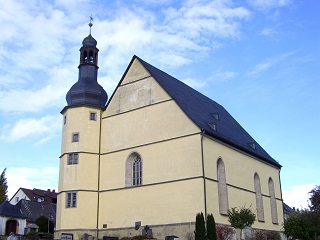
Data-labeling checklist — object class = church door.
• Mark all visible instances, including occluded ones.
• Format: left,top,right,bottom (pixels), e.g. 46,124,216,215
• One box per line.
5,220,18,235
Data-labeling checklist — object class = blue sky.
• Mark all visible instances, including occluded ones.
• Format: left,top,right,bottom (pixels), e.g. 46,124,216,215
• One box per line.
0,0,319,210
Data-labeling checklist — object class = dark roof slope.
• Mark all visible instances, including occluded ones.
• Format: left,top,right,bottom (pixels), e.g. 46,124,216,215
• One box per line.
0,201,25,218
21,188,57,203
134,56,281,168
17,200,56,224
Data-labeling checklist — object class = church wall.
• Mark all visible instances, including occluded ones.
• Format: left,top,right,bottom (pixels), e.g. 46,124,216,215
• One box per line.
98,178,204,229
57,106,102,236
100,134,202,190
203,136,284,231
56,191,98,230
104,58,171,118
58,154,99,191
61,107,101,154
101,100,200,153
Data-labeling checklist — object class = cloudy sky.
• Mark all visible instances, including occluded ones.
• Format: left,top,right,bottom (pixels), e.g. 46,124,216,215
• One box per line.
0,0,319,210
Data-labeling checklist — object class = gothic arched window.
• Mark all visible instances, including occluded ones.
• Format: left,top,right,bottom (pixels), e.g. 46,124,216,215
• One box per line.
254,173,264,221
268,177,278,224
125,152,143,187
217,158,229,215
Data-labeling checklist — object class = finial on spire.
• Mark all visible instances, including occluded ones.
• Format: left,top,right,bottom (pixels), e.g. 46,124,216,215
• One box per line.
89,15,93,34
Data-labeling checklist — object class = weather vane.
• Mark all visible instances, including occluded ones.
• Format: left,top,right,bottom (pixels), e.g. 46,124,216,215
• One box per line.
89,14,93,34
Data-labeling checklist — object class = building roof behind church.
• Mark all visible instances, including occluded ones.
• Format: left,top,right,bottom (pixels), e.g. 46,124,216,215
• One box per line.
0,201,25,218
19,188,57,203
16,199,56,223
133,56,281,168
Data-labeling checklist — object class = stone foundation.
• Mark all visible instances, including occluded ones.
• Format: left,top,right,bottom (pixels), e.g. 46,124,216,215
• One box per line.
55,222,195,240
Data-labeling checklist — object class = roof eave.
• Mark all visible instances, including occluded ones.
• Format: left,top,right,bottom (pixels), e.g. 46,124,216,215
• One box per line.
203,130,282,169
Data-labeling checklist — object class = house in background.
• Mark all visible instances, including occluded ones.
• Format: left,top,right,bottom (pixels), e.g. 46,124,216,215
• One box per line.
10,188,57,205
17,199,56,231
0,201,26,235
56,26,284,240
0,188,57,236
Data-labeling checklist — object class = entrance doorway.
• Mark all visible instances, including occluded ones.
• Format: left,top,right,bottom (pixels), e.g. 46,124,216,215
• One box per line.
5,220,18,235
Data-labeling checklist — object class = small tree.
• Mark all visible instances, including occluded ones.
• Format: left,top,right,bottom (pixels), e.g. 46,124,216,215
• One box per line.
195,212,206,240
227,206,255,240
35,215,54,233
283,211,311,240
206,214,217,240
0,168,8,203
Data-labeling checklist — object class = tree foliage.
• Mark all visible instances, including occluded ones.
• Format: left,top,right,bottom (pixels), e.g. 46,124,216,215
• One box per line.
283,211,312,240
0,168,8,203
227,206,255,239
309,185,320,212
35,215,54,233
195,212,206,240
206,214,217,240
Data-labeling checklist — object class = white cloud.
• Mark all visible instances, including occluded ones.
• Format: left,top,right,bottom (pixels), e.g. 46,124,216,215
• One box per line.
247,0,292,10
247,52,295,75
0,115,61,142
6,167,59,200
282,184,315,209
211,70,238,82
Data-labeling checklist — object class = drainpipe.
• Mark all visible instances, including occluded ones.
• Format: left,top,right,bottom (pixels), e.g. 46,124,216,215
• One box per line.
201,129,207,218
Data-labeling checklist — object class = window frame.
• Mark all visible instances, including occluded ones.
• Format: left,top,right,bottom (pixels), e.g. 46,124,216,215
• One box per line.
72,133,79,142
125,152,143,187
66,192,77,208
132,155,142,186
90,112,97,121
68,153,79,165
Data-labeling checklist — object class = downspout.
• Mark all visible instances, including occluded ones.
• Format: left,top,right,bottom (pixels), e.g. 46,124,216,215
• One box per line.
201,129,207,218
96,109,102,238
278,168,284,223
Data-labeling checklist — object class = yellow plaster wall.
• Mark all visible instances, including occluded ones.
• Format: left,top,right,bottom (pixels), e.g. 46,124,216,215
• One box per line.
102,100,199,153
100,134,202,190
104,59,171,118
57,191,98,229
61,107,101,154
58,154,99,191
98,178,205,229
203,136,284,230
203,136,281,198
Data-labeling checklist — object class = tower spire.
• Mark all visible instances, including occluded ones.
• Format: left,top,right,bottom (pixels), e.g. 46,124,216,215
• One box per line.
89,15,93,35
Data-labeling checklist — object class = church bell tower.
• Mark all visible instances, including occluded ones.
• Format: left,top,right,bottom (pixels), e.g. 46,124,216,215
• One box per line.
56,19,107,239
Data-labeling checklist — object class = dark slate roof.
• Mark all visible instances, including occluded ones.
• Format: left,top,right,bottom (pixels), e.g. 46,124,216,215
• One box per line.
132,56,281,168
283,203,293,214
82,34,97,47
17,199,56,224
0,201,25,218
19,188,57,203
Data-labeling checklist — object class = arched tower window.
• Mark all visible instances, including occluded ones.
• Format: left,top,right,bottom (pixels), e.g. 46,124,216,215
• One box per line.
254,173,264,221
217,158,229,215
82,51,88,63
268,177,278,224
89,51,94,63
125,152,143,187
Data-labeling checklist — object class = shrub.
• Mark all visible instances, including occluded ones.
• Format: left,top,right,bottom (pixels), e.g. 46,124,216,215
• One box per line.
206,214,217,240
195,212,206,240
216,225,235,240
253,230,281,240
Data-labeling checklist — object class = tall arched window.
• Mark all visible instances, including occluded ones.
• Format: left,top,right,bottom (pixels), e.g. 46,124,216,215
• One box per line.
125,152,143,187
217,158,229,215
254,173,264,221
268,177,278,224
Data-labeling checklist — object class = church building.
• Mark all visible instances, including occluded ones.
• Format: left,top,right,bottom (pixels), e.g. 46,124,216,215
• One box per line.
56,27,283,240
